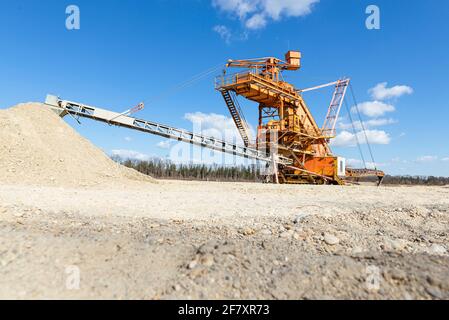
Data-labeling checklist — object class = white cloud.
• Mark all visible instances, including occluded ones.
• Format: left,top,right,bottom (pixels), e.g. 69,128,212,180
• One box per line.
264,0,318,19
212,0,319,30
185,112,251,144
124,136,132,142
213,25,232,43
245,13,267,29
338,118,397,130
391,157,409,164
416,155,438,163
352,101,395,118
156,141,171,149
346,158,363,167
346,158,383,170
111,149,151,161
442,157,449,162
369,82,413,100
212,0,256,18
331,130,391,147
359,130,391,145
332,131,357,147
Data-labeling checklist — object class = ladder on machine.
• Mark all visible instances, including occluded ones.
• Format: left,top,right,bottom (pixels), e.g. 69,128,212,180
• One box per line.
220,89,252,147
322,79,350,139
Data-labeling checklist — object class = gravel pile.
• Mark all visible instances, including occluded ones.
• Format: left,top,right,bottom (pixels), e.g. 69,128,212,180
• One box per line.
0,103,153,186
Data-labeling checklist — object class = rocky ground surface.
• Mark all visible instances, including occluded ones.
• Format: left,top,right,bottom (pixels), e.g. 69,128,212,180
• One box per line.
1,182,448,300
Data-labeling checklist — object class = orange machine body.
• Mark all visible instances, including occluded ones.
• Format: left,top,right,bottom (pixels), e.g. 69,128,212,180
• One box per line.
216,51,383,185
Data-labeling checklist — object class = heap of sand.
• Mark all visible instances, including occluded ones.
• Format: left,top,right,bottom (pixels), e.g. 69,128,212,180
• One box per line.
0,103,154,187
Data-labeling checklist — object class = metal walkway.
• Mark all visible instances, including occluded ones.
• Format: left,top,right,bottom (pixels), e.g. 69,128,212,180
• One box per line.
44,95,292,165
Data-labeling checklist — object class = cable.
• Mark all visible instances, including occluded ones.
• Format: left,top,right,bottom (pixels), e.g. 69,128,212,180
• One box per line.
344,98,367,168
144,63,224,105
349,83,377,169
148,65,222,102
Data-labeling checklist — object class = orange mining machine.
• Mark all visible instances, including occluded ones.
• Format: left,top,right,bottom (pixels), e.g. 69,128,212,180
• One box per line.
215,51,385,185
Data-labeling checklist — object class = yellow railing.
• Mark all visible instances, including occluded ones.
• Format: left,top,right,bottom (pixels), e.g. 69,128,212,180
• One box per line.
215,70,260,89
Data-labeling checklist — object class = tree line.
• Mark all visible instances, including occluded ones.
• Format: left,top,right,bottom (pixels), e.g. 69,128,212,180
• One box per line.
382,175,449,186
112,157,263,182
112,157,449,186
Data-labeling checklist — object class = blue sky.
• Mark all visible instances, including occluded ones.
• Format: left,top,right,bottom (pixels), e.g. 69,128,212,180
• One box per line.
1,0,448,176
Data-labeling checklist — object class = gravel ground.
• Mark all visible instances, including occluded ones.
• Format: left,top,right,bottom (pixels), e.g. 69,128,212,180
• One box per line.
0,181,448,300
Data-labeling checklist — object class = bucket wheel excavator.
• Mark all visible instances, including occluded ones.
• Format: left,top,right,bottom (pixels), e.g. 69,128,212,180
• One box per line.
45,49,385,186
215,51,385,185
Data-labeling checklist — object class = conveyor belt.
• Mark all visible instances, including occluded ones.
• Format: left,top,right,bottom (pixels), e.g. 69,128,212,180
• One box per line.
44,95,292,165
